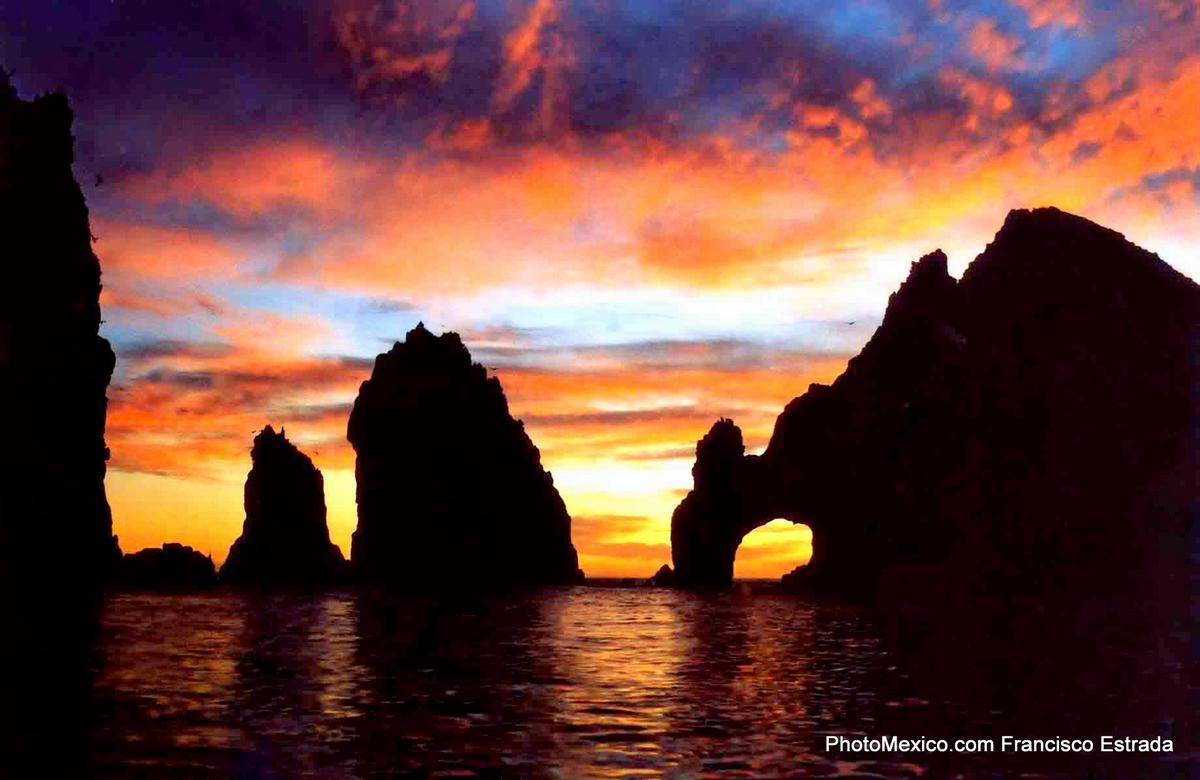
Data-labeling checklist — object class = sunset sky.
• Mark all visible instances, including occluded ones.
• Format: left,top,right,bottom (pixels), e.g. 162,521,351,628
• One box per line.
2,0,1197,577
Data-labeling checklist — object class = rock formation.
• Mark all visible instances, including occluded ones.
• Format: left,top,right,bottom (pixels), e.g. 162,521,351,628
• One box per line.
121,543,217,589
0,73,120,605
778,564,807,592
220,426,346,586
672,208,1198,603
670,419,755,587
649,564,676,587
348,323,582,587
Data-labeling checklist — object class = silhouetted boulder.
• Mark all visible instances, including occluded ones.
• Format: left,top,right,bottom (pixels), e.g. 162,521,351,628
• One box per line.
672,208,1198,607
649,564,676,586
348,323,582,587
220,426,346,586
120,543,216,589
0,73,120,609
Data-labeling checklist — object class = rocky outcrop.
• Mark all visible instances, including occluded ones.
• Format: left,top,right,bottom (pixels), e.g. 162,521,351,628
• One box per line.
779,563,814,592
672,208,1199,603
348,323,582,587
671,419,755,587
121,543,217,589
649,564,677,586
220,426,346,586
0,73,120,604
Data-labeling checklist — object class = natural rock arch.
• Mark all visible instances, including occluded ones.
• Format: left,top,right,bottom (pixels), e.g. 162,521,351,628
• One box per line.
671,209,1199,601
670,419,828,587
732,518,813,579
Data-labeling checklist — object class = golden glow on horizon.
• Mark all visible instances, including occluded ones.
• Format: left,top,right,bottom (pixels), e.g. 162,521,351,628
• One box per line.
734,520,815,580
92,3,1200,577
107,472,244,561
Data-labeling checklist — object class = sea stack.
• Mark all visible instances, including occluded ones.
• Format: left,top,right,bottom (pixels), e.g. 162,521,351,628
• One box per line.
348,323,582,587
671,419,754,588
672,208,1198,604
0,74,120,603
220,426,345,586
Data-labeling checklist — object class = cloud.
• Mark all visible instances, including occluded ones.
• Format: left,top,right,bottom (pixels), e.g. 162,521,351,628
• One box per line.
522,406,751,429
966,19,1026,72
106,303,373,478
58,0,1194,301
1011,0,1084,28
6,0,1197,575
472,336,852,374
359,297,419,314
93,219,245,280
121,340,235,362
119,141,347,218
101,288,223,318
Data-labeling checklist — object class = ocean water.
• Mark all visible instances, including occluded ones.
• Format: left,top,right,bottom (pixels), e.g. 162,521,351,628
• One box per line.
21,587,1193,778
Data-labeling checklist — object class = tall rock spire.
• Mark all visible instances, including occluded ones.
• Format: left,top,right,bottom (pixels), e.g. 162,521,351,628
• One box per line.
221,426,345,586
0,75,120,603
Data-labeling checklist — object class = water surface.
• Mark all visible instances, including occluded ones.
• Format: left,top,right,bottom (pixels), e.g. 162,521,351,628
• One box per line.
64,588,1191,777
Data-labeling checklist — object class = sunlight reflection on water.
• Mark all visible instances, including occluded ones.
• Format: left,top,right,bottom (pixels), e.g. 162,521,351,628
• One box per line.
87,588,1187,778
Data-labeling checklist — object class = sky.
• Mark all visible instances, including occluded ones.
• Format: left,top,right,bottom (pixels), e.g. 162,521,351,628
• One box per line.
2,0,1197,577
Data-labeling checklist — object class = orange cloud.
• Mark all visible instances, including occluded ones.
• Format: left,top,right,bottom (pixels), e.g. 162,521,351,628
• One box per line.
426,117,494,152
106,305,367,481
105,319,849,576
93,220,244,280
1011,0,1084,28
92,3,1200,577
119,141,348,217
966,19,1025,72
851,78,892,121
330,0,476,96
494,0,561,112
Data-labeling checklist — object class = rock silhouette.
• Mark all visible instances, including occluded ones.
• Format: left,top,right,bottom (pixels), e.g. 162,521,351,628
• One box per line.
220,426,346,586
672,208,1199,604
0,74,120,607
671,419,753,587
121,543,217,589
649,564,676,586
348,323,582,587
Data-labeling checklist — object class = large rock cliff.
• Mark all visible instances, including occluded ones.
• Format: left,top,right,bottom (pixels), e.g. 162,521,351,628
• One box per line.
348,323,582,587
220,426,345,585
672,208,1198,602
0,74,120,601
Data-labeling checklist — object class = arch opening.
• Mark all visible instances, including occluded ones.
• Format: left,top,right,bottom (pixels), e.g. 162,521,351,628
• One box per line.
733,519,813,580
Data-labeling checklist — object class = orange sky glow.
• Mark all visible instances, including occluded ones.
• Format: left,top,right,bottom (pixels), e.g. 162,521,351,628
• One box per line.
6,0,1196,577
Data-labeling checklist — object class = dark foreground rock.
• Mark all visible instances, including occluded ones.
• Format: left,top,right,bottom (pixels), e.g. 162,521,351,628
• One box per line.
649,564,676,586
779,564,810,592
0,74,120,608
672,207,1198,608
120,543,216,589
220,426,346,586
348,323,582,587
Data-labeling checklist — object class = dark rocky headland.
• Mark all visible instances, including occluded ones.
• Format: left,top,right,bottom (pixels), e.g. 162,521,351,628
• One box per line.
0,74,121,776
348,323,582,587
0,74,120,608
672,207,1198,612
220,426,346,586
